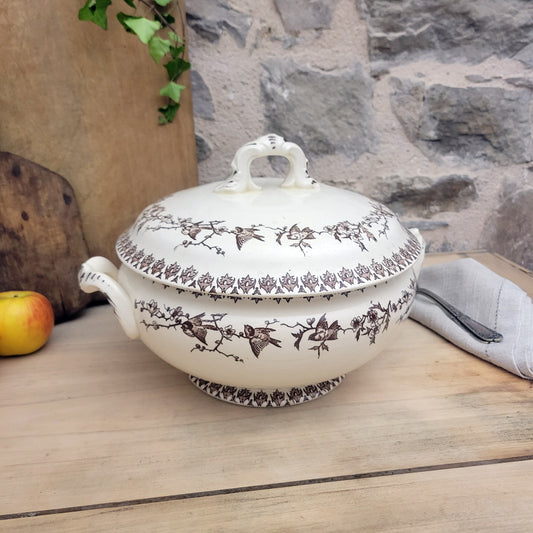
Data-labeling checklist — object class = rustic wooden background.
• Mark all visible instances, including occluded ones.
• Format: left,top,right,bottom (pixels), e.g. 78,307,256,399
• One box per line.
0,0,197,262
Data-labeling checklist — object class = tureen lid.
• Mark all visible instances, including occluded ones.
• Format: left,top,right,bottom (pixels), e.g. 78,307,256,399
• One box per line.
116,134,423,298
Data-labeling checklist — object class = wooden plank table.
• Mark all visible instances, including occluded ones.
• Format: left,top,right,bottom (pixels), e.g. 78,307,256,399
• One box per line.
1,252,532,531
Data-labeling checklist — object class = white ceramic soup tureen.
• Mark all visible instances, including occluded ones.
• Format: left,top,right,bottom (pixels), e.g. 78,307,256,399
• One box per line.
79,134,425,407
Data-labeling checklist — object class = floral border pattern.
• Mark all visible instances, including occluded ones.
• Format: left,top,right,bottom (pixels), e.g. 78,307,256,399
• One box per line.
116,231,421,297
134,276,416,363
189,375,345,407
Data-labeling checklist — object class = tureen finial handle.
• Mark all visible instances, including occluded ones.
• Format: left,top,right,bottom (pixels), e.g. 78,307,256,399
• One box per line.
215,134,319,194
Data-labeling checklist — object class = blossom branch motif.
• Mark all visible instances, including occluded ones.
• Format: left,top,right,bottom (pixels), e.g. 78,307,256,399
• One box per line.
134,277,417,363
135,299,243,362
350,277,416,344
135,203,269,255
273,224,317,255
365,201,395,237
177,219,228,256
286,314,345,357
132,201,398,258
350,302,392,345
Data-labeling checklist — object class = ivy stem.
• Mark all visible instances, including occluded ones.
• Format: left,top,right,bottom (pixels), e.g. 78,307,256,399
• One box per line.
136,0,184,49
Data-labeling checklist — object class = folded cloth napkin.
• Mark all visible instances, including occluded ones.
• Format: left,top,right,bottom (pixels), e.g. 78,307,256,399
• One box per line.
409,258,533,379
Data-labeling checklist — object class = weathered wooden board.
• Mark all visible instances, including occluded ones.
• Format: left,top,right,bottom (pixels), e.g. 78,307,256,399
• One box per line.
0,152,91,321
0,0,197,262
4,461,532,532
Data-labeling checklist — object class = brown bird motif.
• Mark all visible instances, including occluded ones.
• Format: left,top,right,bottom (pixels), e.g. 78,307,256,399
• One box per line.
180,219,203,240
308,314,341,343
286,224,315,242
234,226,265,250
181,313,216,345
242,324,282,358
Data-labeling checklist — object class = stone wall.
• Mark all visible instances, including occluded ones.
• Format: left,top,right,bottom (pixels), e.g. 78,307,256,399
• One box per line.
185,0,533,269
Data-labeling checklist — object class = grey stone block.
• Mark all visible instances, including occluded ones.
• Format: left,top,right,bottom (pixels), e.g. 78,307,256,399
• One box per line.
260,60,376,159
274,0,333,33
390,80,533,165
482,188,533,269
191,70,215,120
371,174,478,218
195,134,212,162
186,1,252,47
358,0,533,65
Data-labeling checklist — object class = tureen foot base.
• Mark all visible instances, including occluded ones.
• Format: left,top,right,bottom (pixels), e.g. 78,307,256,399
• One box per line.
189,375,345,407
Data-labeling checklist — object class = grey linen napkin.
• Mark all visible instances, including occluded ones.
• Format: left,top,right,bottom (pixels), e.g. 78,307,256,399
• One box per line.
409,258,533,379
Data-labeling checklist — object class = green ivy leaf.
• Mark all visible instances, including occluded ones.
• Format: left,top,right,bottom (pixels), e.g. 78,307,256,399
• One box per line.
149,36,172,63
162,14,176,25
160,81,186,103
158,102,180,124
170,44,185,59
164,56,190,81
80,0,187,124
78,0,112,30
116,13,161,44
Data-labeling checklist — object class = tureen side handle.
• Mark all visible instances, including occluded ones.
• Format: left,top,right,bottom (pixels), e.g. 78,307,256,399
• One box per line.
78,257,140,340
215,133,319,194
410,228,426,279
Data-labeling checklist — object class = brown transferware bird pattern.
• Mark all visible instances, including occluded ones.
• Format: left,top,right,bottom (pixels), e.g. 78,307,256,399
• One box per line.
117,200,422,298
135,276,416,362
130,200,395,256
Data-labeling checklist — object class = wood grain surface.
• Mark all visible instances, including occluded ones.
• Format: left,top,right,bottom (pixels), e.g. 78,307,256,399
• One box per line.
1,253,532,530
0,152,91,321
4,461,533,532
0,0,197,262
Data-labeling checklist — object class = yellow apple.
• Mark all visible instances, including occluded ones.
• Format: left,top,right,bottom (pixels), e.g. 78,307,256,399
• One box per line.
0,291,55,356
